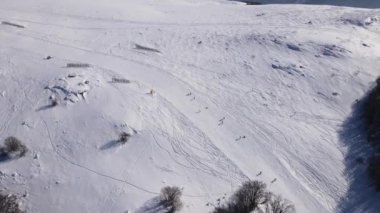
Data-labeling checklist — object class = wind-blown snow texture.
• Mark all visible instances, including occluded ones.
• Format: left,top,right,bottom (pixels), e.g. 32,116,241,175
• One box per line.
0,0,379,212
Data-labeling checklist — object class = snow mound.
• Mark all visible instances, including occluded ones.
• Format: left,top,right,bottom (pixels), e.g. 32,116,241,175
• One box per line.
45,73,94,105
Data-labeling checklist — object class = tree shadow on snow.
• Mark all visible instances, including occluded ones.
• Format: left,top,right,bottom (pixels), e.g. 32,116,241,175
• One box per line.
337,97,380,212
99,140,121,150
0,153,11,163
135,197,169,213
0,149,22,163
35,104,55,112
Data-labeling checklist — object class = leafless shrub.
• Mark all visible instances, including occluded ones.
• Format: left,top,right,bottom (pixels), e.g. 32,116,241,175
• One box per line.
214,180,296,213
160,186,183,213
119,132,131,144
3,137,28,158
214,180,267,213
265,194,296,213
51,99,58,107
0,192,24,213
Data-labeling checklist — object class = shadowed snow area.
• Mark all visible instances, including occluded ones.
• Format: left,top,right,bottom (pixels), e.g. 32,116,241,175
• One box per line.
0,0,380,212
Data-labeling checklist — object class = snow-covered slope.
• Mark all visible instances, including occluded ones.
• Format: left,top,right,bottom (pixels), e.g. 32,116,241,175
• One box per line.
0,0,380,212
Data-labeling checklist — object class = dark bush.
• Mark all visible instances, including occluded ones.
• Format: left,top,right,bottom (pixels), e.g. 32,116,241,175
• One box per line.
368,156,380,191
214,180,267,213
119,132,131,144
3,137,28,158
51,99,58,107
0,192,24,213
159,186,183,213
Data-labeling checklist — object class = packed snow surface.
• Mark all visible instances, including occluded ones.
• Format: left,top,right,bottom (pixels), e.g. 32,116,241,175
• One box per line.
0,0,380,212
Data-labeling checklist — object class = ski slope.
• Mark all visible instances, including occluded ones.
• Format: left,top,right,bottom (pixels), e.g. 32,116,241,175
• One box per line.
0,0,380,212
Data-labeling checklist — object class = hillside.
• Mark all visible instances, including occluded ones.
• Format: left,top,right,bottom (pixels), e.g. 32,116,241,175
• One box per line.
0,0,380,212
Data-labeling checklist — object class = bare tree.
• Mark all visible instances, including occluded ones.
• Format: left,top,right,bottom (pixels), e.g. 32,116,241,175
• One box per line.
265,194,295,213
160,186,183,213
0,193,24,213
214,180,267,213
